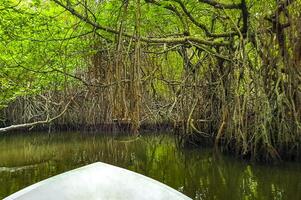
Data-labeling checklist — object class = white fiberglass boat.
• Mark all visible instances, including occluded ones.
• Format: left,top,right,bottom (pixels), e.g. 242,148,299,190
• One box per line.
4,162,191,200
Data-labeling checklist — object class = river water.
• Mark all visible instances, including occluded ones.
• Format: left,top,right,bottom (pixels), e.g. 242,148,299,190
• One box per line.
0,132,300,199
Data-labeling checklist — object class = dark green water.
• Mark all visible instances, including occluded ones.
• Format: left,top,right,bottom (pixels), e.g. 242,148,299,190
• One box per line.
0,132,300,200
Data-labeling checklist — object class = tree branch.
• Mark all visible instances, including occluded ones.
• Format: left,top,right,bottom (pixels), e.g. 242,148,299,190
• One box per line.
198,0,242,9
173,0,240,38
0,96,73,133
145,0,190,35
52,0,229,46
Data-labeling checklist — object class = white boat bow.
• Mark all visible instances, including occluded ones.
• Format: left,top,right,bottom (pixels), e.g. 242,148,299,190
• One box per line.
4,162,192,200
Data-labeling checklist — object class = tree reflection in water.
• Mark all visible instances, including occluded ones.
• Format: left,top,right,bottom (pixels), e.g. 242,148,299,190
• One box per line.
0,132,300,200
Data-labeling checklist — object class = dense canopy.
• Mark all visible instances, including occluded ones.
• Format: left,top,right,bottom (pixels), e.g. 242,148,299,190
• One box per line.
0,0,300,161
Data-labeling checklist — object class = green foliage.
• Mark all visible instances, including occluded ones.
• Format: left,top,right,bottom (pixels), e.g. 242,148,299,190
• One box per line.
0,0,94,107
0,0,300,160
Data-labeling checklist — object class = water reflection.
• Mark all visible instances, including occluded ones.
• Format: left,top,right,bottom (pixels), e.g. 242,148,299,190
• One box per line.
0,132,300,199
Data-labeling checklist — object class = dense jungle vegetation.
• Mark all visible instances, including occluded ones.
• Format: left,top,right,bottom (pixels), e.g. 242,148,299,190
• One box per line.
0,0,300,161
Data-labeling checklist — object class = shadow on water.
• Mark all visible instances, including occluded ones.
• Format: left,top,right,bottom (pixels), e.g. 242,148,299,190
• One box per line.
0,132,300,200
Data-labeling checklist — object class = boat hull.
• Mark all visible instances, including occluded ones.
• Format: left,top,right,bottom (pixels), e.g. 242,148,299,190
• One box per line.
4,162,191,200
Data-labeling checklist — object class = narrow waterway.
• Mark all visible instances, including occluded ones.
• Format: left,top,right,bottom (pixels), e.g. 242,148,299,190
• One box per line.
0,132,300,200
